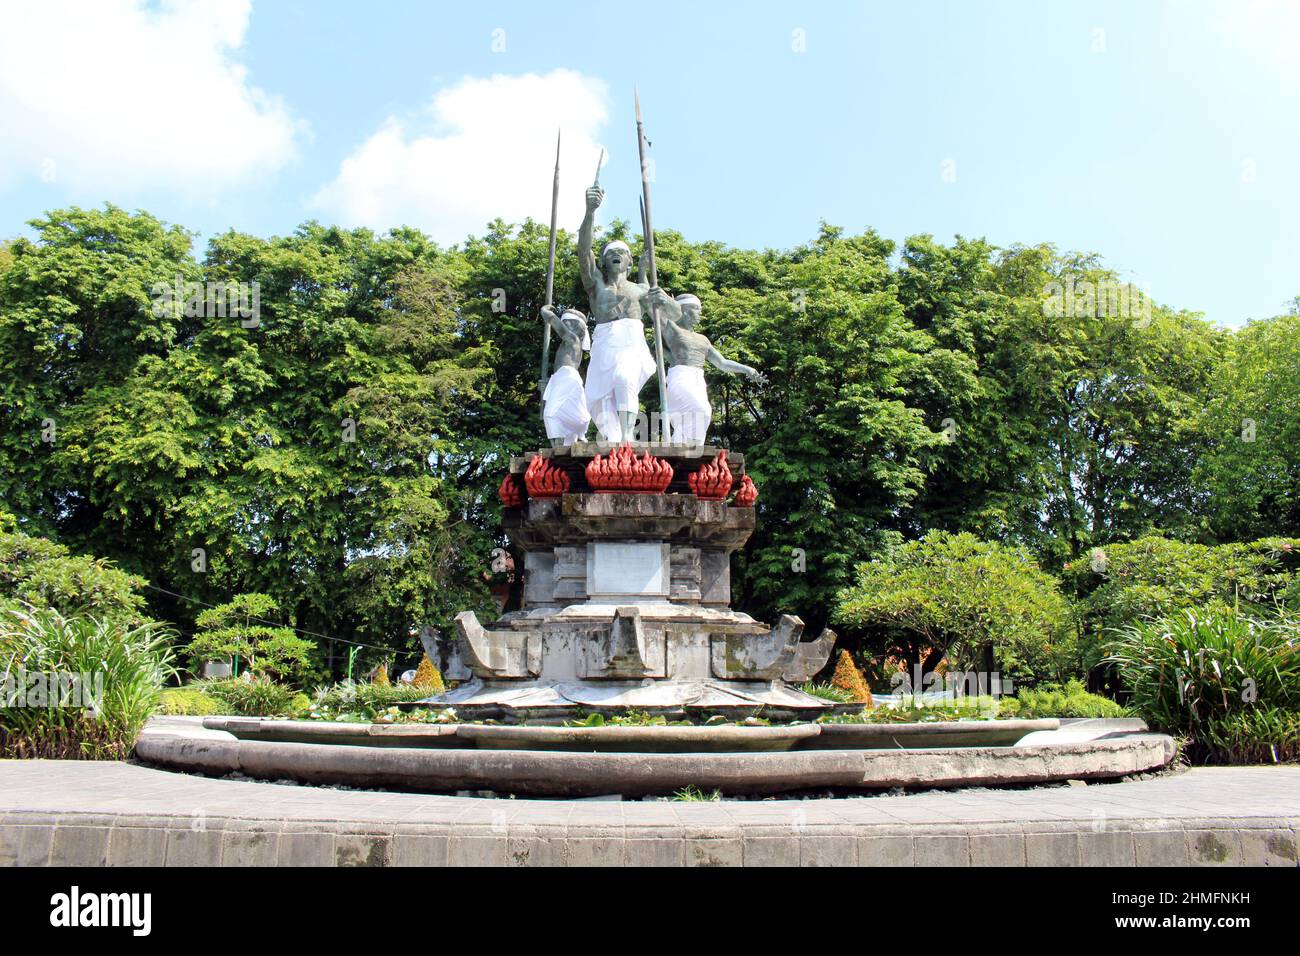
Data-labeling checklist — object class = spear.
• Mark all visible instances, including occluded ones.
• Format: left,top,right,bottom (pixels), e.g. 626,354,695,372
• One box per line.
639,196,648,282
539,129,561,399
635,88,669,430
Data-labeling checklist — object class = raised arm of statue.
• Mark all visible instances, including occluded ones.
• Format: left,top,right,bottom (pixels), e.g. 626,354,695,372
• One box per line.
644,285,681,321
707,346,765,384
541,304,575,342
578,186,603,294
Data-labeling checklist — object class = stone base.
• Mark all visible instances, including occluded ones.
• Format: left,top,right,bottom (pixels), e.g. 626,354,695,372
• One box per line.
481,444,839,722
414,677,851,723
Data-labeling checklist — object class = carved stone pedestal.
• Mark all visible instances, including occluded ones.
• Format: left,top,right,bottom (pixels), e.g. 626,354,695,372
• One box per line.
421,444,839,721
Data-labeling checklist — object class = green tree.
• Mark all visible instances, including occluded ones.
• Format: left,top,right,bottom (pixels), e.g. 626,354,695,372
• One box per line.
727,226,960,633
187,593,313,684
1193,308,1300,540
835,530,1073,685
905,243,1223,560
0,206,196,540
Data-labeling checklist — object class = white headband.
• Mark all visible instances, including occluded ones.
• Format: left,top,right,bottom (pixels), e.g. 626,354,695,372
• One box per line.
601,240,632,262
562,309,591,351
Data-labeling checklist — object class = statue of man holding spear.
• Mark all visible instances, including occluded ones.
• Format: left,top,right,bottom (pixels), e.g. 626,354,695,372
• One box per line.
577,106,666,444
537,130,593,448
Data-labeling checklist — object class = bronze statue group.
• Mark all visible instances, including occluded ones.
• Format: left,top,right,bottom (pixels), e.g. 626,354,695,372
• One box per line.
538,103,763,449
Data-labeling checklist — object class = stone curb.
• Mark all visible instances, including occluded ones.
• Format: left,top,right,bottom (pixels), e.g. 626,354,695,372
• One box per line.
4,760,1299,867
3,809,1296,867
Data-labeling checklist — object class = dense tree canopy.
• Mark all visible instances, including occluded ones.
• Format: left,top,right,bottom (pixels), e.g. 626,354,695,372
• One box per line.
1,204,1296,676
1193,308,1300,541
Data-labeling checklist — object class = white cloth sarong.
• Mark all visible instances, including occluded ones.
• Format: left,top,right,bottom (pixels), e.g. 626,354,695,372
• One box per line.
543,364,591,445
585,318,655,442
666,364,711,446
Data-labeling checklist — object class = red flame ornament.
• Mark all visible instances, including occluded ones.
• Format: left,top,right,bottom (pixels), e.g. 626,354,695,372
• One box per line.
733,474,758,507
524,454,570,499
585,442,673,494
688,451,734,500
497,473,524,508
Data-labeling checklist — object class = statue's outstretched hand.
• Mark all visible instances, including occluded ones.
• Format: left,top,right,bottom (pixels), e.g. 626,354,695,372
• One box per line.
585,186,604,211
746,367,767,386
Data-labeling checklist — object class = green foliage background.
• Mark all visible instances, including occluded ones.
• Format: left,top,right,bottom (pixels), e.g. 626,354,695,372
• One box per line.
1,205,1297,677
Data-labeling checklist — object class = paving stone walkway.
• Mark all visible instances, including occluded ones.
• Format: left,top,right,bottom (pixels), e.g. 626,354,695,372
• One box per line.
1,759,1297,866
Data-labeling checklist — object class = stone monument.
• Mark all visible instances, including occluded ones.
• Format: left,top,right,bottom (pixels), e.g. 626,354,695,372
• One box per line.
422,95,837,721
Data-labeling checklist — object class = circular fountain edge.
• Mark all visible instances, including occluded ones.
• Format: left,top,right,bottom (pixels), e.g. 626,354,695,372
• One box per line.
134,718,1177,797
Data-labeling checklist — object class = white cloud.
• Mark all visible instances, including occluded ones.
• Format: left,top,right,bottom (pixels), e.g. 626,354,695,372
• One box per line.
310,70,610,243
0,0,302,194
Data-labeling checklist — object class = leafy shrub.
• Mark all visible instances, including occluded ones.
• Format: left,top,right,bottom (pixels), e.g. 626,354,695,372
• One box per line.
0,605,174,758
1106,608,1300,763
159,687,221,716
1063,536,1300,660
310,679,433,721
197,676,310,718
998,679,1125,719
186,593,314,686
836,531,1073,685
0,529,150,623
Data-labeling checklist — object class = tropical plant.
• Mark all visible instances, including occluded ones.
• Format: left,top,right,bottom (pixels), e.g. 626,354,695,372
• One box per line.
0,605,174,758
997,679,1125,719
196,675,309,718
1105,608,1300,763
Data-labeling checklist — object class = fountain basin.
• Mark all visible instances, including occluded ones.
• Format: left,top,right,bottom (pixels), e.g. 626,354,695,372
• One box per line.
136,718,1177,797
200,717,1062,752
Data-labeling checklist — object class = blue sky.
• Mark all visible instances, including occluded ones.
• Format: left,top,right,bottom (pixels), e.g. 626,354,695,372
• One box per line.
1,0,1297,326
